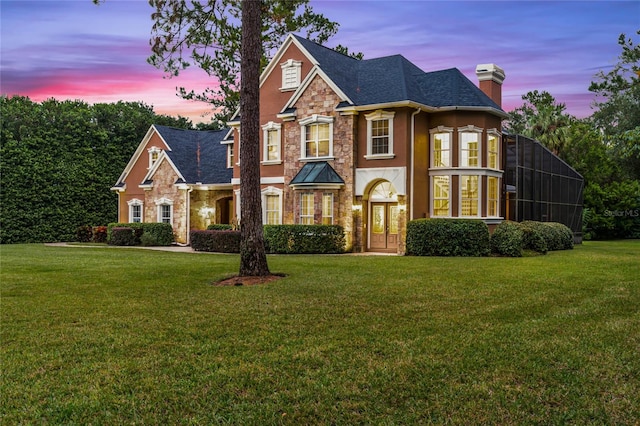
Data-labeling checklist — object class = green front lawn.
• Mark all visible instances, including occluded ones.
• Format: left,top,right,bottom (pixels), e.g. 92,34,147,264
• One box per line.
1,241,639,424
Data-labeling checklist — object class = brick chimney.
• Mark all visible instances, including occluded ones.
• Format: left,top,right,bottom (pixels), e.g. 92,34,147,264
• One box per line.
475,64,505,108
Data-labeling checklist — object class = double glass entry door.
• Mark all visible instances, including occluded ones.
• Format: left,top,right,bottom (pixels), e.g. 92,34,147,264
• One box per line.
369,202,399,251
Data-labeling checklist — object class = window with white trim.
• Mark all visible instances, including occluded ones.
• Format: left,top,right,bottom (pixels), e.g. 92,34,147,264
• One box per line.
281,59,302,90
487,176,499,217
459,126,483,167
155,198,173,224
262,122,281,163
365,110,395,159
148,146,161,168
299,115,334,160
227,143,234,168
322,193,333,225
487,130,500,169
300,193,314,224
460,175,479,217
432,176,450,217
127,199,143,223
430,127,452,168
261,187,282,225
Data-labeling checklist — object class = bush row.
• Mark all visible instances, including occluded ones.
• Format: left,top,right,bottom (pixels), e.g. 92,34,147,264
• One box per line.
106,223,174,246
490,220,574,257
191,225,346,254
75,226,108,243
406,219,491,256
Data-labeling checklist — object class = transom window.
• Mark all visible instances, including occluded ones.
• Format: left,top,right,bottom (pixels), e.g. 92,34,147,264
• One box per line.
365,110,395,159
322,193,333,225
262,122,282,163
488,176,499,217
300,193,314,224
459,126,483,167
460,175,479,216
299,115,334,160
432,176,450,217
487,131,500,169
430,127,452,168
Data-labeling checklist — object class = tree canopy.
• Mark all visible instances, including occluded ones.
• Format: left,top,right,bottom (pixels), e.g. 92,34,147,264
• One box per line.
146,0,342,126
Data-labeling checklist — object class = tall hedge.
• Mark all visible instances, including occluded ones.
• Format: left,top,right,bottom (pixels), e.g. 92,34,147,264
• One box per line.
406,219,491,257
0,96,192,243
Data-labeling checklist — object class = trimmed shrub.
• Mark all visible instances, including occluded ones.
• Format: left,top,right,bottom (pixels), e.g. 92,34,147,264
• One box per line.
547,222,574,250
75,226,93,243
140,223,174,246
520,222,548,254
406,219,491,257
92,226,108,243
207,224,233,230
106,222,173,246
490,221,524,257
110,227,137,246
263,225,345,254
190,230,240,253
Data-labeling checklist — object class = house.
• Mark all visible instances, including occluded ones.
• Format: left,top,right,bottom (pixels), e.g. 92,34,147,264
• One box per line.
113,34,582,252
226,34,508,253
111,125,233,244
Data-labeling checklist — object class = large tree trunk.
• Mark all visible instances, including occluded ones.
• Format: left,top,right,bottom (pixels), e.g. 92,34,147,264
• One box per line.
239,0,270,276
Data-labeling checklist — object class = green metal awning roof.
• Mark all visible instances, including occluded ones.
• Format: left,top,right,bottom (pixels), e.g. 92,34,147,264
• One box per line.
290,161,345,188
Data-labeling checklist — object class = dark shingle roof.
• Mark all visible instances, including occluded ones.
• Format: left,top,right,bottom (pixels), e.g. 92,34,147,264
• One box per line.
154,125,232,184
291,34,503,113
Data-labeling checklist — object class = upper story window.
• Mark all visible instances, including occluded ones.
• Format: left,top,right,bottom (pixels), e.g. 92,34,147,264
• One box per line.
127,198,143,223
299,115,334,160
365,110,395,159
148,146,162,168
430,126,453,168
281,59,302,90
227,144,234,168
487,130,500,169
261,122,281,164
459,125,483,167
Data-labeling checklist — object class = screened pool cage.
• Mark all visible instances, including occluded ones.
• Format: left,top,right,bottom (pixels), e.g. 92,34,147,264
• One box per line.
503,133,584,243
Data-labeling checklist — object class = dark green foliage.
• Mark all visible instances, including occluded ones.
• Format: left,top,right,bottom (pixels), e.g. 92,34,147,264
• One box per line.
107,222,173,246
0,96,192,244
490,221,524,257
139,223,174,246
76,226,93,243
92,226,108,244
263,225,345,254
547,222,575,250
207,224,234,230
190,230,241,253
109,227,137,246
520,221,574,253
520,223,548,254
406,219,491,257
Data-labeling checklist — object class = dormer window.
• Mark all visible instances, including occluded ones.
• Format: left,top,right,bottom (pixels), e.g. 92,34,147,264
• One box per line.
281,59,302,90
148,146,161,168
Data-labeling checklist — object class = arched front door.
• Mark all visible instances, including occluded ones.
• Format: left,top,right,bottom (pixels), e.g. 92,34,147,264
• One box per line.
368,181,399,252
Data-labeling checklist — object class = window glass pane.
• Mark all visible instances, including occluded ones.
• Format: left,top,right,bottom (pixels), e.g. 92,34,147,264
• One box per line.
300,193,314,224
461,175,479,216
488,135,499,169
389,205,399,234
432,176,450,216
488,176,498,216
461,133,479,167
433,133,450,167
267,130,279,161
373,205,385,233
322,194,333,225
371,119,389,155
265,195,280,225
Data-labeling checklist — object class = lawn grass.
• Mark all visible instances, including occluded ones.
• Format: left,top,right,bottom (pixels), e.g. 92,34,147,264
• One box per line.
1,241,639,424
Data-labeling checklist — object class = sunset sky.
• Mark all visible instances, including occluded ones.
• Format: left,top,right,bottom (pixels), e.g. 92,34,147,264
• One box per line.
1,1,638,124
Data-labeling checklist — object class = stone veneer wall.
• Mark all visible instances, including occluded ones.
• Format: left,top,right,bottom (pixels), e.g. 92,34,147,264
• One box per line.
283,75,357,251
189,190,233,230
143,160,187,243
